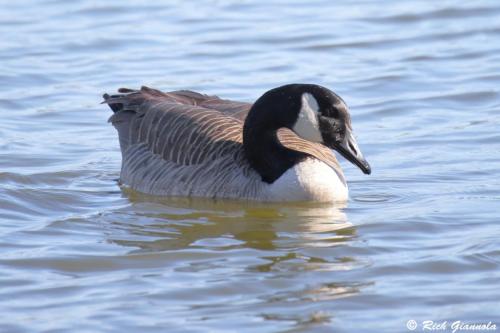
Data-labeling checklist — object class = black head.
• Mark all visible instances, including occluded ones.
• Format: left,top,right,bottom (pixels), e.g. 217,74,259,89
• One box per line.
247,83,371,175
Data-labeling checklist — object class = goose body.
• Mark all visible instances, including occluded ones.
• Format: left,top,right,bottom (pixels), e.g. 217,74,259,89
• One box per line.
104,84,370,202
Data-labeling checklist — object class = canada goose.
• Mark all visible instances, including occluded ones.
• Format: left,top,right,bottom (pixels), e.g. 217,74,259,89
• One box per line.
103,84,370,202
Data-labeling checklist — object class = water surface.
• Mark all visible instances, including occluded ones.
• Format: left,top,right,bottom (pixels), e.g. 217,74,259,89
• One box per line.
1,1,500,332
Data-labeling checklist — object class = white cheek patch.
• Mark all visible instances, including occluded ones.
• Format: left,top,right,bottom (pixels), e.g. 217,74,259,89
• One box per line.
292,93,323,143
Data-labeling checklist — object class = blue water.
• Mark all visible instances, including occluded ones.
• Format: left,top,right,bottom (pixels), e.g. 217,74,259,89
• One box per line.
1,1,500,332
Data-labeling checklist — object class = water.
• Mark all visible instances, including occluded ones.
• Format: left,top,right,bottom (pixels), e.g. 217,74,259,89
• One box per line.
1,1,499,332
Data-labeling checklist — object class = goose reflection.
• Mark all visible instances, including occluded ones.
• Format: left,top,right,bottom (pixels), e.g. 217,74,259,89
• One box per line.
108,191,356,255
104,192,366,327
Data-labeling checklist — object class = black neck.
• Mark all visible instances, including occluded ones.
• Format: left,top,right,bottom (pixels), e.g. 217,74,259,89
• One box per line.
241,84,351,183
243,127,307,183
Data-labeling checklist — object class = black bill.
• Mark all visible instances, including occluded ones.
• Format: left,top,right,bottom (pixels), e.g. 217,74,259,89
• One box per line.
334,130,371,174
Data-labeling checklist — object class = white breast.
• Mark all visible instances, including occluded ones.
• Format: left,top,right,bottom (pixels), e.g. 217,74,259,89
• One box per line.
266,158,348,202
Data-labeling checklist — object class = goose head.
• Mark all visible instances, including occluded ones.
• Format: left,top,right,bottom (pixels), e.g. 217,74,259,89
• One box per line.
247,84,371,175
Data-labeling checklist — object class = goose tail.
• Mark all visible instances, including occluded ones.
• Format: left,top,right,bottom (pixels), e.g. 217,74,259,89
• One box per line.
102,88,141,114
103,88,146,153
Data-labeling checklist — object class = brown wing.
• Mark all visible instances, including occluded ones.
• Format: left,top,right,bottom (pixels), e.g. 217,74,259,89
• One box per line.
105,86,245,167
277,128,344,183
168,90,252,121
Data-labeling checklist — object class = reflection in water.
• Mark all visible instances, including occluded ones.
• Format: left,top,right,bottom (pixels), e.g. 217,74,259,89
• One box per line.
109,191,355,254
102,191,365,330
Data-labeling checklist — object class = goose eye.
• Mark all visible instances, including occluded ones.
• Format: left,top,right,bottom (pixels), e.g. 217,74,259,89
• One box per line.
335,124,346,141
321,106,341,119
320,116,339,129
319,115,333,125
